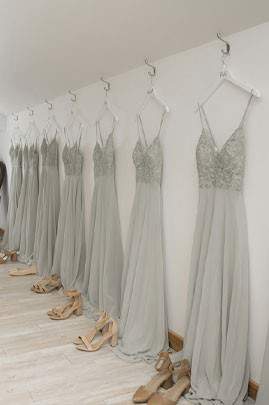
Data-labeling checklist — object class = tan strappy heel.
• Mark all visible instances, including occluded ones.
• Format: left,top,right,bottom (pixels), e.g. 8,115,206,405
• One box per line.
148,376,190,404
73,311,109,345
9,264,37,276
133,352,174,403
48,290,82,320
0,253,8,264
147,359,191,405
31,274,62,294
76,319,118,352
4,249,17,262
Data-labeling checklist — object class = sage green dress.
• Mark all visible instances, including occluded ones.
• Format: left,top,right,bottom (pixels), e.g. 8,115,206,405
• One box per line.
37,136,60,277
3,144,22,250
52,141,85,290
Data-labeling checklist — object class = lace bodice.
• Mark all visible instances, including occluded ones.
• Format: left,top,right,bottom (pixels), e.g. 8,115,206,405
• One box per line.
62,144,83,176
196,128,245,191
46,138,58,167
133,136,163,184
40,138,48,167
93,133,114,178
196,96,253,192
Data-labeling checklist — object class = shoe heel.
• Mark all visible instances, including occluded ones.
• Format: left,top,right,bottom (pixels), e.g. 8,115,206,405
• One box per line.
75,306,83,316
110,321,118,347
161,375,173,389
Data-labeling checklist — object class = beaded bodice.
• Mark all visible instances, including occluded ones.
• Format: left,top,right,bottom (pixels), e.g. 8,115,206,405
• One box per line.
29,145,39,170
196,96,253,192
133,136,163,185
40,138,48,167
196,128,245,192
93,133,114,178
62,144,83,176
46,138,58,167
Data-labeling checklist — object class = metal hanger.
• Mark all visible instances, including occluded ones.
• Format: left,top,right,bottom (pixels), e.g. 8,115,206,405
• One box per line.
138,58,170,115
25,107,40,144
65,90,89,143
96,77,119,126
196,33,261,111
11,113,23,145
43,99,62,138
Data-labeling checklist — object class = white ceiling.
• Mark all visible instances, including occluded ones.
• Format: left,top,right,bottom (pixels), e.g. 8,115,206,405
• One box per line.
0,0,269,114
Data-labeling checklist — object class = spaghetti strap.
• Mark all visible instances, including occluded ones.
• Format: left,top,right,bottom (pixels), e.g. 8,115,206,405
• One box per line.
137,114,148,146
95,121,104,146
156,110,166,138
239,91,254,128
198,104,213,137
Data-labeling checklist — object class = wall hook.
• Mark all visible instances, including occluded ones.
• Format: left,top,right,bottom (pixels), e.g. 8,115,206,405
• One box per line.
217,32,230,56
100,77,111,95
68,89,77,102
27,106,34,116
45,99,53,110
145,57,156,77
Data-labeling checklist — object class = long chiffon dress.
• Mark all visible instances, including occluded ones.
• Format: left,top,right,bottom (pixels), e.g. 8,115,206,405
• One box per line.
115,115,168,362
12,145,29,252
0,162,8,231
33,137,47,261
3,144,22,249
37,136,60,277
52,140,85,290
83,125,123,319
24,144,39,261
183,96,253,405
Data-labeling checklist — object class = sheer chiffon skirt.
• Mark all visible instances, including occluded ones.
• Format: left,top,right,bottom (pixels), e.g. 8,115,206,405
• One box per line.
25,166,39,262
34,165,46,261
4,163,22,249
183,188,249,405
83,175,123,319
58,175,86,291
37,165,60,277
12,166,28,251
115,181,168,362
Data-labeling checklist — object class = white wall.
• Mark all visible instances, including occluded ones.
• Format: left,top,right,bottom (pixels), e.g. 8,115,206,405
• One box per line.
2,22,269,383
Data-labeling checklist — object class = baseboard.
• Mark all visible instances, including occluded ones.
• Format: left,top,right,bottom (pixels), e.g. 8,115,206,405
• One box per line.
168,329,184,352
168,329,259,400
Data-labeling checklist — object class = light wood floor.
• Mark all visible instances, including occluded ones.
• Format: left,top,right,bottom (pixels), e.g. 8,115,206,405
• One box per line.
0,263,255,405
0,263,154,405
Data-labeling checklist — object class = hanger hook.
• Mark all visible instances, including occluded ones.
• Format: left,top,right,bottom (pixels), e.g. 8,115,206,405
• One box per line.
27,106,34,117
100,77,111,95
68,89,77,102
45,99,53,110
145,57,156,78
12,112,19,122
217,32,230,56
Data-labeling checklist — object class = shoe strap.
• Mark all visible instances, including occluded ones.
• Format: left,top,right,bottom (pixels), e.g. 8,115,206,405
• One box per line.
155,352,172,372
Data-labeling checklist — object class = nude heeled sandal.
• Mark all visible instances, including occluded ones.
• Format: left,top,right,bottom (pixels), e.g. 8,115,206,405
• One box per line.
76,319,118,352
133,352,174,403
31,274,62,294
148,360,191,405
47,292,80,317
148,376,190,405
73,311,109,345
0,253,8,264
4,249,17,262
48,290,82,320
9,264,37,276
